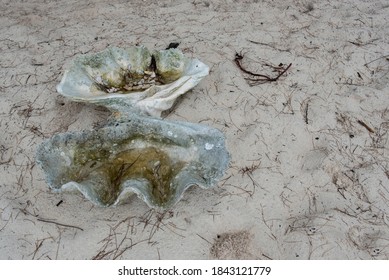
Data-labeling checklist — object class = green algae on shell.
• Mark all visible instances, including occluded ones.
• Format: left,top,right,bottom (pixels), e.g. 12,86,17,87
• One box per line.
56,46,209,117
36,115,229,209
153,48,188,84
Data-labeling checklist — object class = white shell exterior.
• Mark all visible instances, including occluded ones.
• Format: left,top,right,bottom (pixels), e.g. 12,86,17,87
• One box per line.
56,46,209,117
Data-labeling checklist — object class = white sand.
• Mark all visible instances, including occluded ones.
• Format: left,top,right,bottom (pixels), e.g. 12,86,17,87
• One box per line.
1,0,389,259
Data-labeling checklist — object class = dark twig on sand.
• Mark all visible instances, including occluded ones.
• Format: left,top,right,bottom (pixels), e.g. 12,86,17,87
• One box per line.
37,218,84,231
234,52,292,85
357,120,375,134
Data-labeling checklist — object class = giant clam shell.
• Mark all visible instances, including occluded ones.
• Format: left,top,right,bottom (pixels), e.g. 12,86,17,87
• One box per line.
56,46,209,117
36,115,229,209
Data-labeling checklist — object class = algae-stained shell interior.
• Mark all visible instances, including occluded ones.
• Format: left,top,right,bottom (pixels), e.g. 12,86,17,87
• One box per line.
36,116,229,209
153,48,188,84
56,46,209,117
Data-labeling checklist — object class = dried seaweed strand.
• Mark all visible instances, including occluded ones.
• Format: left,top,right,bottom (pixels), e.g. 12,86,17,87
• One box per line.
37,218,84,231
357,120,375,133
234,52,292,84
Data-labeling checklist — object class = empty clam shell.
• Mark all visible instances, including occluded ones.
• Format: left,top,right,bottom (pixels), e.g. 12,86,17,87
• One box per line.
56,46,209,117
36,115,229,209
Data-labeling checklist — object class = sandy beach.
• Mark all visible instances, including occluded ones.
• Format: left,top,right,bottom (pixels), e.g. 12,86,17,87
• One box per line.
1,0,389,259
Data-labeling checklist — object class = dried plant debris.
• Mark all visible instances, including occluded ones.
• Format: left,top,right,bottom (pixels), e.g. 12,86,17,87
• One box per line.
234,52,292,85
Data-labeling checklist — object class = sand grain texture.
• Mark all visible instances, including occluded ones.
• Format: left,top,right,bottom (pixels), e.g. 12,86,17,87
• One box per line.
1,0,389,259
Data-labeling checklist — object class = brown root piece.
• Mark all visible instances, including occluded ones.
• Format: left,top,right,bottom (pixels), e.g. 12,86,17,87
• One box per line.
37,218,83,231
234,52,292,85
357,120,375,134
